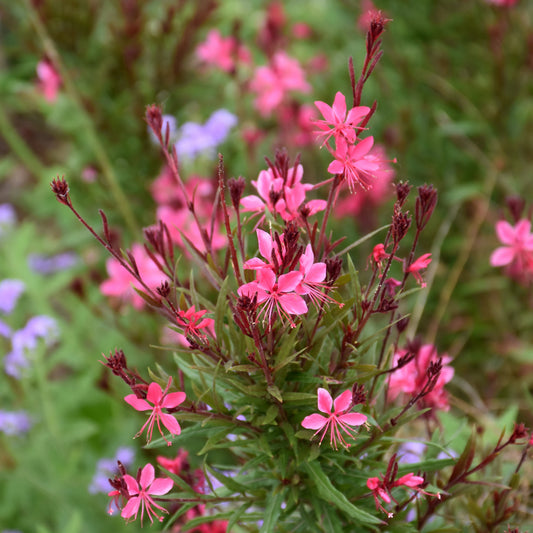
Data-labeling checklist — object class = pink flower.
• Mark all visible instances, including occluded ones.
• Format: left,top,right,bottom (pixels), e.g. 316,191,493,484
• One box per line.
120,463,173,525
243,229,283,271
367,472,426,518
157,449,189,476
328,136,379,191
196,29,250,72
238,269,307,327
388,344,454,412
334,144,396,217
484,0,519,6
36,59,61,102
250,52,310,116
395,473,424,488
301,388,367,449
490,219,533,268
125,378,186,445
405,253,432,288
296,244,343,309
241,163,326,222
156,205,226,255
176,306,215,338
100,244,166,310
314,92,370,146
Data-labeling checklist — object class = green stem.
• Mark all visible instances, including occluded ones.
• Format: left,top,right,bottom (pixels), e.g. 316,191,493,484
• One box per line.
24,0,139,236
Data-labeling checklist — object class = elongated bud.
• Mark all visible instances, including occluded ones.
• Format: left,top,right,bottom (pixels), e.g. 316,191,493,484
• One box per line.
415,184,438,231
228,176,246,209
50,176,70,205
146,104,163,137
391,207,411,244
394,181,411,207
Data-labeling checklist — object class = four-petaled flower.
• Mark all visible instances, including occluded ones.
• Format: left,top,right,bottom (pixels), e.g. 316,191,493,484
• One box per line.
314,91,370,146
301,388,367,449
490,219,533,275
328,136,379,191
296,244,343,309
120,463,173,525
176,306,215,338
238,269,307,328
125,378,186,446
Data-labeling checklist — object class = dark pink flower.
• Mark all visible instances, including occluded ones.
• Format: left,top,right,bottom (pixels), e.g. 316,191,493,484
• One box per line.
314,92,369,146
120,463,173,525
334,144,396,216
36,59,61,102
388,344,454,412
196,29,250,72
367,472,426,518
405,253,432,288
241,163,325,222
238,269,307,327
328,136,379,191
124,378,186,445
301,388,367,449
250,52,310,116
100,244,166,310
176,306,215,338
490,219,533,267
296,244,343,309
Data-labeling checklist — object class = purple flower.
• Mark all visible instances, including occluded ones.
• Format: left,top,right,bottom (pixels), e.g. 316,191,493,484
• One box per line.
0,204,16,236
174,109,237,160
397,441,426,464
4,349,30,378
0,410,32,435
0,318,11,338
204,109,238,144
23,315,59,345
0,280,25,314
27,252,78,274
89,446,135,494
5,316,59,378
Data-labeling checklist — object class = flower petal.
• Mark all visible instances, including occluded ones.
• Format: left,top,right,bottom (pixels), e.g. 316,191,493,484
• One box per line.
339,412,367,427
333,390,352,412
490,247,514,266
279,293,308,315
124,394,152,412
140,463,155,489
278,271,303,292
495,220,515,244
123,474,140,496
148,477,174,496
161,391,186,409
161,412,181,435
257,229,273,261
121,496,140,519
146,382,163,405
301,413,327,430
317,388,333,414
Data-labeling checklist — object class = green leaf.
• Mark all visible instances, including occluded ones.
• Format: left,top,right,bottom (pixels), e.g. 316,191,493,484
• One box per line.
198,427,235,455
303,462,383,525
267,385,283,403
260,485,287,532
